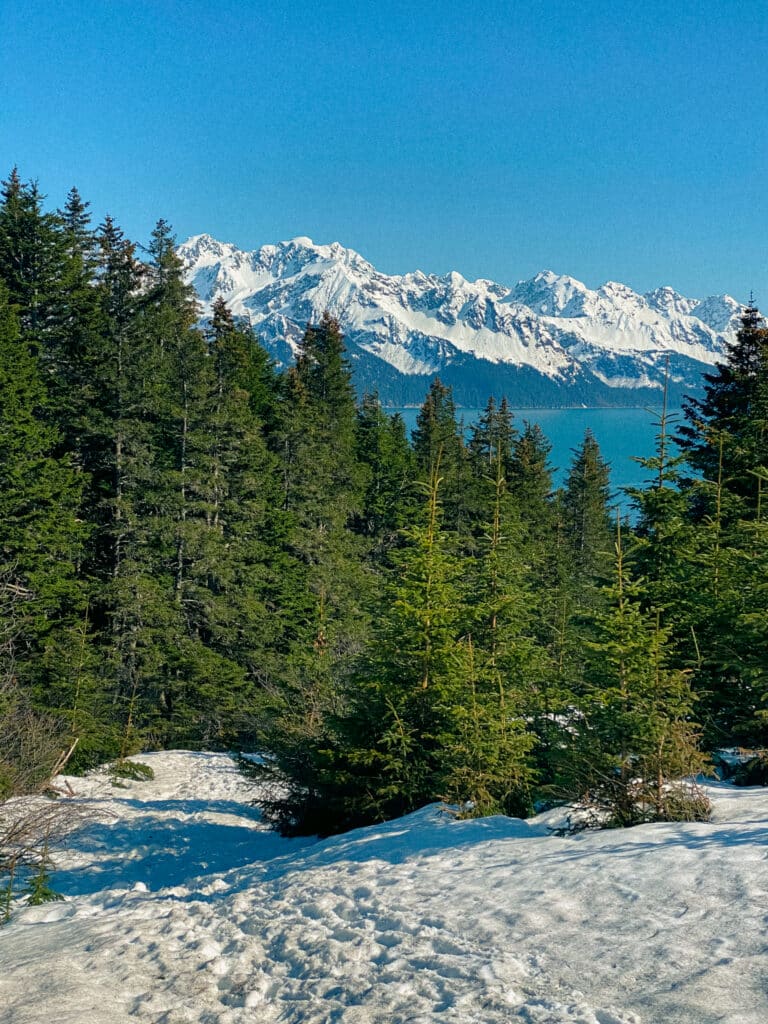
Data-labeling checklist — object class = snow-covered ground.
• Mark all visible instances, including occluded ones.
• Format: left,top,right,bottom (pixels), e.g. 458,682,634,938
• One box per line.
1,751,767,1024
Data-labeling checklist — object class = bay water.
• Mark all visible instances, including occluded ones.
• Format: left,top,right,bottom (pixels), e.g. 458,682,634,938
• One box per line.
393,407,677,506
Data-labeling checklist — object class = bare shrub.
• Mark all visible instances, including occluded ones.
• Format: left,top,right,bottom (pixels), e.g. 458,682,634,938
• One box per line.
0,795,82,921
0,679,79,799
0,648,82,919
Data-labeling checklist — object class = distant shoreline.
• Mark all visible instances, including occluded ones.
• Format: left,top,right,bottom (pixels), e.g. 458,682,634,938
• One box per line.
386,404,670,412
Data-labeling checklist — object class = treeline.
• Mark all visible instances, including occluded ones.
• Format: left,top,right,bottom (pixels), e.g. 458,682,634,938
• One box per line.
1,170,767,834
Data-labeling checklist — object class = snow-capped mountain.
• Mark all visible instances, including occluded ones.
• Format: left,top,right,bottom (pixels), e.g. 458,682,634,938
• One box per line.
178,234,742,406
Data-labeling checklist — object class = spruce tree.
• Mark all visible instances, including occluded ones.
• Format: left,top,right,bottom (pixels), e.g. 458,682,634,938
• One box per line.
508,421,555,542
0,170,67,354
561,519,708,827
256,462,475,834
268,314,370,781
88,215,145,585
354,393,415,549
0,283,88,718
201,298,302,737
466,396,517,541
459,434,540,815
43,188,106,468
678,301,768,518
669,311,768,743
561,428,613,604
726,502,768,744
412,377,471,535
467,396,517,477
506,420,572,752
97,218,208,748
628,376,694,618
114,220,291,747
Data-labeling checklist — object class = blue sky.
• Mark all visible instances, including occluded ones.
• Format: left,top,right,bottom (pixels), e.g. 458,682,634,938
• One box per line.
3,0,767,299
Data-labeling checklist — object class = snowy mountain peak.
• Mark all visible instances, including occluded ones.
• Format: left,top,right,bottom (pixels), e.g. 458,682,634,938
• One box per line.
180,233,237,262
509,271,591,317
644,285,697,318
178,234,742,406
691,294,743,333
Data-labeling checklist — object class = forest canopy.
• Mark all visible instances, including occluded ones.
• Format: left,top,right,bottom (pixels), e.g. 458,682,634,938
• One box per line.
2,169,768,837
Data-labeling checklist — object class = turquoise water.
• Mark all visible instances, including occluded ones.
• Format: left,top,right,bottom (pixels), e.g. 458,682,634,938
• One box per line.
393,407,673,500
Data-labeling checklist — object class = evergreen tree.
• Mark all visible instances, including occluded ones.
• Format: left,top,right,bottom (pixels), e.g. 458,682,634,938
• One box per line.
628,377,694,618
267,314,370,783
459,434,540,815
561,429,613,602
508,421,555,540
412,378,470,535
113,221,294,747
0,170,67,354
45,187,104,463
507,421,567,696
97,219,209,748
725,505,768,744
467,396,516,477
201,298,302,734
561,519,708,827
465,396,517,539
59,187,94,257
353,393,415,549
412,378,462,475
209,297,281,432
280,314,368,648
259,463,470,835
678,301,768,518
669,315,768,743
0,283,89,718
281,312,364,534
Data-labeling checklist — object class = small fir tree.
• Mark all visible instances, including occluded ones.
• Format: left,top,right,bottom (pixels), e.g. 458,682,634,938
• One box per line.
561,518,708,827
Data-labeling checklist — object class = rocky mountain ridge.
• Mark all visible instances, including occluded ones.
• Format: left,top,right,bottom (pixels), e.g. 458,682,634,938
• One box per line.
178,234,742,406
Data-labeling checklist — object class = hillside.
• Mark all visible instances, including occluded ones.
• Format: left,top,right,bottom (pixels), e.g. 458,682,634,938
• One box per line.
2,751,766,1024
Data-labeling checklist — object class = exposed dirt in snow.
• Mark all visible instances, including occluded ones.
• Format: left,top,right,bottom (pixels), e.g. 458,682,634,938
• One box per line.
1,751,766,1023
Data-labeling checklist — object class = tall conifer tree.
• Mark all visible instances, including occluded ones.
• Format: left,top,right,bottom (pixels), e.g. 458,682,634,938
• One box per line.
561,519,708,826
0,283,88,719
561,429,613,603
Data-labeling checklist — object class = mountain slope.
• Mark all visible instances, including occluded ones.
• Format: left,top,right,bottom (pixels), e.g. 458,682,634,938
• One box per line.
179,234,741,406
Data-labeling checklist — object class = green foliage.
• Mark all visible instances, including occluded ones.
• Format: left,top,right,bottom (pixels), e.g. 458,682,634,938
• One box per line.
509,421,555,542
259,457,539,834
354,394,416,547
8,168,768,840
732,752,768,786
108,759,155,782
561,428,613,597
328,466,473,829
24,861,64,906
678,302,768,518
412,378,472,533
459,429,543,815
0,279,90,718
559,522,709,826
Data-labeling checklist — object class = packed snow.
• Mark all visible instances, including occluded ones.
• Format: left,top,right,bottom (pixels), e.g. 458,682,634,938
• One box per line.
2,750,766,1023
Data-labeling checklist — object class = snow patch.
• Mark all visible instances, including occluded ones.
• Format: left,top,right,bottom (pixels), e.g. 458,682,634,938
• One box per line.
4,750,766,1023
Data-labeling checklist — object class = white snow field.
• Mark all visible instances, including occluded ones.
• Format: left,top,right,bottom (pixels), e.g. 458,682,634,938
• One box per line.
1,751,767,1024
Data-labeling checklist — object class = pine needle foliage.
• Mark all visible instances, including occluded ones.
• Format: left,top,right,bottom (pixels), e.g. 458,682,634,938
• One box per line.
560,518,709,827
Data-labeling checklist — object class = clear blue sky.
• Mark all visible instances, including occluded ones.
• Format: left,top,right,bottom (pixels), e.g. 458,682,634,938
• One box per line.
3,0,767,300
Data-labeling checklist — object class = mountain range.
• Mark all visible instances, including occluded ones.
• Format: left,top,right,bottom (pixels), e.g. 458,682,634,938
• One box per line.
178,234,742,407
